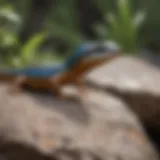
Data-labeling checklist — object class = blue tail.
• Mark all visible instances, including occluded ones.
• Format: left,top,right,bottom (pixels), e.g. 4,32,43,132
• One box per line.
0,63,66,78
0,43,90,78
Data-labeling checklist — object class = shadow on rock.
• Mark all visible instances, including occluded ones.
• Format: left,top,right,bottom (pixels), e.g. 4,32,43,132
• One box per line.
27,91,90,125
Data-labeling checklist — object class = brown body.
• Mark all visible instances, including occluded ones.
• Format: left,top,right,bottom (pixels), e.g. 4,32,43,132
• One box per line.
0,53,120,98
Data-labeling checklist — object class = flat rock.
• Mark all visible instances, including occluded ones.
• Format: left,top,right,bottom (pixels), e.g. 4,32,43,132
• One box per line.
0,84,158,160
87,56,160,128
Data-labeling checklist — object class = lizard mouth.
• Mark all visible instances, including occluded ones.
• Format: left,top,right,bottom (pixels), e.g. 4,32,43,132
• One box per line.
83,51,122,63
81,51,122,67
94,50,122,64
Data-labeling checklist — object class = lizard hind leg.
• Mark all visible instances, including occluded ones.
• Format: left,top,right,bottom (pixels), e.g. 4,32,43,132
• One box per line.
9,75,27,94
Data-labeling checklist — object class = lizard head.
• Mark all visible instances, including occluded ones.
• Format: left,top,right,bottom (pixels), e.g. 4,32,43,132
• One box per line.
65,41,122,69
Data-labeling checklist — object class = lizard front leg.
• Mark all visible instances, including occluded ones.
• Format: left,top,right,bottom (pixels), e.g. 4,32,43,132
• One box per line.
49,77,75,100
49,77,64,99
75,77,88,98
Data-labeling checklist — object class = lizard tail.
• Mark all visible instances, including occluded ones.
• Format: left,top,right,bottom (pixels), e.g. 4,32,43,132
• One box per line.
0,69,16,81
0,73,15,81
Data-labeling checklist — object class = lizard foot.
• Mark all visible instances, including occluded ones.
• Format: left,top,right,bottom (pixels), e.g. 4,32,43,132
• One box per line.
8,76,26,95
77,87,89,99
56,94,76,101
8,85,23,95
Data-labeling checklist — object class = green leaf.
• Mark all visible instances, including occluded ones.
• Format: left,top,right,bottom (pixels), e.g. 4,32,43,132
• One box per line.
1,32,18,47
95,0,146,53
45,0,85,50
20,31,48,64
118,0,132,21
133,11,146,29
0,6,21,24
48,23,85,46
94,23,108,39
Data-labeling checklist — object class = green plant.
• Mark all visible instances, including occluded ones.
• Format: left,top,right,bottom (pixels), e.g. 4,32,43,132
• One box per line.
0,3,47,67
0,0,75,68
95,0,146,53
9,32,48,68
45,0,86,55
0,4,21,49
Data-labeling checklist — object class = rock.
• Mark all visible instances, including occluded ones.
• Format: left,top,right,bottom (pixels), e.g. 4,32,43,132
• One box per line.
0,84,158,160
87,56,160,129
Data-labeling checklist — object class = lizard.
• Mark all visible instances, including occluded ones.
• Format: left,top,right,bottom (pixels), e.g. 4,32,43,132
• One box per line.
0,41,122,99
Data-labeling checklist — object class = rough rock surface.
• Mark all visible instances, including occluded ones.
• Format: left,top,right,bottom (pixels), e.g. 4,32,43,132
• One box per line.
87,56,160,129
0,84,158,160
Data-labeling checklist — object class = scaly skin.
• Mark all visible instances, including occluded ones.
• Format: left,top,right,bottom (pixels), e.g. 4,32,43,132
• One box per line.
0,42,121,99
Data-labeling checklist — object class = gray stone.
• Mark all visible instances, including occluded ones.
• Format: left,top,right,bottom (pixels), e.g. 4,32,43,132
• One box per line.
0,84,158,160
87,56,160,128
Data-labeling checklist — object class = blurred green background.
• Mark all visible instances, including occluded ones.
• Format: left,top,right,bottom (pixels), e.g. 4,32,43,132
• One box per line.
0,0,160,68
